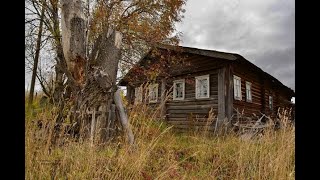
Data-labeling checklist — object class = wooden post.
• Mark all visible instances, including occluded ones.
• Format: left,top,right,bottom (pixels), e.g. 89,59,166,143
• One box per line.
114,89,134,145
217,67,226,132
89,108,96,146
160,78,167,120
106,104,116,139
225,64,233,124
126,85,133,105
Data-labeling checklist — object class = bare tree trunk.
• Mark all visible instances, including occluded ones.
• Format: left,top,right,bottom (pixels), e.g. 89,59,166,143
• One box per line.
28,1,45,106
61,0,86,85
60,0,134,144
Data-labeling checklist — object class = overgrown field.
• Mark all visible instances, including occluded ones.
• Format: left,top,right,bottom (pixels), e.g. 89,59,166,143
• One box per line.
26,97,295,179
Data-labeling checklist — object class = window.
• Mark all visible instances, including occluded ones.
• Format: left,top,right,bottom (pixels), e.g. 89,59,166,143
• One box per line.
149,83,158,103
173,79,185,100
195,75,210,99
233,75,242,100
246,81,252,102
269,95,273,110
134,86,142,104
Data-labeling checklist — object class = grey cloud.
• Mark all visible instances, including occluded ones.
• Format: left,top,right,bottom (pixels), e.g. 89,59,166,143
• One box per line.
176,0,295,91
246,47,295,90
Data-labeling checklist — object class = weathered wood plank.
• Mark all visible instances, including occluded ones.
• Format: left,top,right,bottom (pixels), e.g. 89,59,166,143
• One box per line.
217,67,226,125
167,113,212,118
167,120,216,126
114,89,134,145
170,124,215,131
225,64,233,121
167,117,214,122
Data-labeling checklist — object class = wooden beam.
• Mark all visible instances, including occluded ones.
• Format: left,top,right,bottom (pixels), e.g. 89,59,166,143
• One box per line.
114,89,134,145
217,67,226,129
225,64,233,122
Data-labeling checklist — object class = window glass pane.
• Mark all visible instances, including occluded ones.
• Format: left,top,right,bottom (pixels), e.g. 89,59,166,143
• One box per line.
197,78,208,97
195,76,209,98
233,76,241,100
201,79,207,97
246,82,251,101
177,83,182,97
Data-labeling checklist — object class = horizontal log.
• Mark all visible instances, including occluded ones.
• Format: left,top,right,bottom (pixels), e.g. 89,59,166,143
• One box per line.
167,120,216,126
167,113,211,118
233,101,262,107
167,114,188,118
167,104,218,110
167,109,211,114
167,100,218,106
167,117,215,122
170,124,215,131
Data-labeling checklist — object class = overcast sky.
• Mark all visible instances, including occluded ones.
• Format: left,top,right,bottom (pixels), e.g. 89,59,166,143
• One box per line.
176,0,295,91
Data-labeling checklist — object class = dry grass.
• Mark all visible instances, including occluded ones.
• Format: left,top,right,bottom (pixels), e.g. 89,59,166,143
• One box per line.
26,98,295,180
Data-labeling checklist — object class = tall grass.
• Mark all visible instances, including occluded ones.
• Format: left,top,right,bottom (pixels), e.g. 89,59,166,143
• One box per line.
26,97,294,179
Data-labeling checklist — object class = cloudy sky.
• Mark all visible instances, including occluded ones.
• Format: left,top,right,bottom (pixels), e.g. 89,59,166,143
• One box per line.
176,0,295,91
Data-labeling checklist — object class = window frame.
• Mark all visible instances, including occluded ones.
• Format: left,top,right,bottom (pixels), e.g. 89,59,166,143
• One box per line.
233,75,242,100
173,79,185,100
149,83,159,103
195,74,210,99
246,81,252,102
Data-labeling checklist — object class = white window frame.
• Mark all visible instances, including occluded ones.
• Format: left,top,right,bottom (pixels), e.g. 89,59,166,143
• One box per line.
246,81,252,102
233,75,242,100
134,86,142,104
149,83,158,103
173,79,185,100
269,95,273,110
195,75,210,99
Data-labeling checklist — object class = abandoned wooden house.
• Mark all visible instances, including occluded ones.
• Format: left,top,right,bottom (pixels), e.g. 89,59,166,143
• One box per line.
119,45,295,131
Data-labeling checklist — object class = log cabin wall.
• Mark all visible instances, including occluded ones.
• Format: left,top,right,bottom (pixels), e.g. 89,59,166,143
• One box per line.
164,53,229,132
127,53,229,132
231,59,294,123
165,69,219,131
232,64,264,123
124,48,295,130
262,81,293,119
